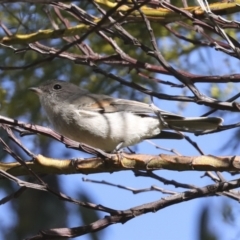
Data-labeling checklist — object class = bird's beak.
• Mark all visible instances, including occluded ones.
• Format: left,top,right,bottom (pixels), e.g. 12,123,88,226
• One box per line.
29,87,43,95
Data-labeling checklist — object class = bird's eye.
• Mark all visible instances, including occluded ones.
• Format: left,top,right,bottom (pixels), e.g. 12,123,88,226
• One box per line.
53,84,62,90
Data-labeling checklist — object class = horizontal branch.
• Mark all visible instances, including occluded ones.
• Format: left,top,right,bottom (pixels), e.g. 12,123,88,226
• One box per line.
95,0,240,18
1,0,240,44
29,175,240,239
1,154,240,177
0,22,96,45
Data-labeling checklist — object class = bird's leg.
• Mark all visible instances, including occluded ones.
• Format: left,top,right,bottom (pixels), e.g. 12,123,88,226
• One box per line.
112,142,135,155
113,141,124,153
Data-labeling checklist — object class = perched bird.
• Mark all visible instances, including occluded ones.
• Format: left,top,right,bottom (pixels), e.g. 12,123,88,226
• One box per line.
30,80,223,152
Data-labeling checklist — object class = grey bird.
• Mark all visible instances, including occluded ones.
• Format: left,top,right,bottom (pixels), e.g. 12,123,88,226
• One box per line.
30,80,223,152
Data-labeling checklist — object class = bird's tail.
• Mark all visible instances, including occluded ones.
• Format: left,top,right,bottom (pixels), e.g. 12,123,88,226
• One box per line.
164,117,223,132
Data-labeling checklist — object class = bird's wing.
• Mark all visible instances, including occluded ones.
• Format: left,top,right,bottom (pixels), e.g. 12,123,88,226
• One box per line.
73,93,184,119
72,93,223,131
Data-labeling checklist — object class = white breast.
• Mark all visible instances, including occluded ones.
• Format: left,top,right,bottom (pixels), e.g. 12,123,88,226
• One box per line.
50,106,161,152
